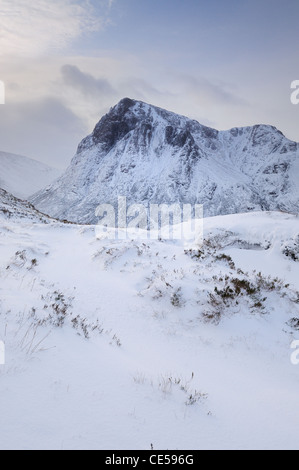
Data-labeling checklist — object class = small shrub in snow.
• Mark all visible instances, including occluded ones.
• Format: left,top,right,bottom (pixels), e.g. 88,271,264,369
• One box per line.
28,290,122,346
170,288,183,307
215,253,236,270
202,310,222,325
133,372,147,385
39,290,72,328
288,318,299,330
158,374,208,406
282,236,299,262
210,276,260,308
185,391,208,406
11,250,27,268
29,259,38,269
111,334,122,347
184,249,205,260
203,271,299,324
134,372,208,407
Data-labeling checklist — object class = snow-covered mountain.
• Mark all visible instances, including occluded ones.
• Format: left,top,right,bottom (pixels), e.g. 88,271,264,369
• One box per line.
31,97,299,224
0,151,61,200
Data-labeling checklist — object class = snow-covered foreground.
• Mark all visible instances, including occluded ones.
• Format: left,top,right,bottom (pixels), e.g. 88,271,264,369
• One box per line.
0,211,299,450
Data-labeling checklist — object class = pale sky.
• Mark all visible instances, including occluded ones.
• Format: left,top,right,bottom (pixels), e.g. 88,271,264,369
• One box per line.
0,0,298,169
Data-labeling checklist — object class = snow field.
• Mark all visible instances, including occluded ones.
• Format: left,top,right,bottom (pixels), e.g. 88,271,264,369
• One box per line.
0,211,299,449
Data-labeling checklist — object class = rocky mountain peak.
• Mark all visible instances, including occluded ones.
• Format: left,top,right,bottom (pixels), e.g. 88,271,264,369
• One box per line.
30,99,299,224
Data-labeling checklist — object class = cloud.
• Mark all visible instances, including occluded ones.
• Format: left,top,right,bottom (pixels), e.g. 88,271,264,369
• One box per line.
61,64,169,102
58,63,249,137
60,64,171,107
59,64,178,129
0,97,88,168
0,0,105,57
0,53,296,172
61,64,116,98
119,77,172,101
177,75,248,108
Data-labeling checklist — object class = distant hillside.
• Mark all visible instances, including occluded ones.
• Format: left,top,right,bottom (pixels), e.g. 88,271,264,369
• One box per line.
0,151,61,199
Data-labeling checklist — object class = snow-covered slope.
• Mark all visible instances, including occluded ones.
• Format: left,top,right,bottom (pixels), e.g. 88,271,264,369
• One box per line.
0,151,61,200
1,209,299,449
0,188,57,223
31,98,299,224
